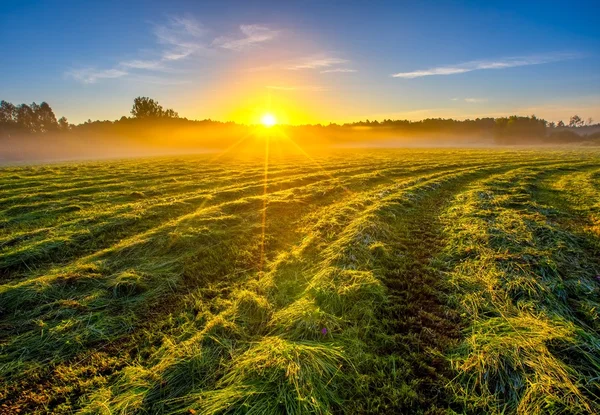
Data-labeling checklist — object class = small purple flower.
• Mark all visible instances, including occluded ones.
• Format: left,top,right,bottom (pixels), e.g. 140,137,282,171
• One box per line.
321,327,328,335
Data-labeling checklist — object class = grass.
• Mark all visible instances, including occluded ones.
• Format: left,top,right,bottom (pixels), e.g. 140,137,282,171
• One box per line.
0,149,599,414
441,165,600,414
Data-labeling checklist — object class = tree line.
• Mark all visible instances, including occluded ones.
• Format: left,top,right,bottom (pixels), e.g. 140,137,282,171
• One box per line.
1,96,598,144
339,114,593,129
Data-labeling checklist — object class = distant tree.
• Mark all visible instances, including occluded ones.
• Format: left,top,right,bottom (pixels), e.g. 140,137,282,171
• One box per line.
587,117,594,126
569,115,584,127
163,108,179,119
557,120,565,127
131,97,179,119
58,116,70,131
35,102,58,132
15,104,36,132
548,121,556,128
0,100,16,124
0,100,17,137
131,97,164,118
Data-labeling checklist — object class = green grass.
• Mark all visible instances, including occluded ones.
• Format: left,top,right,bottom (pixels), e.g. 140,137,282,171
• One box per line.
1,149,599,414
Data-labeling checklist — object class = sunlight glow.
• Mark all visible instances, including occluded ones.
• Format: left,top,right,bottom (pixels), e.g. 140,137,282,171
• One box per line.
261,113,277,127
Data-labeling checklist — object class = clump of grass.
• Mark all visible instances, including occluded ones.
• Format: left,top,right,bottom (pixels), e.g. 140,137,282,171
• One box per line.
129,191,146,199
108,270,148,298
198,336,346,415
451,315,589,413
308,267,385,321
199,313,244,349
269,297,342,340
229,289,272,331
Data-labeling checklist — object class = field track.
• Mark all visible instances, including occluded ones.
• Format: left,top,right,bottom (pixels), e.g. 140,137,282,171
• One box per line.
1,149,600,414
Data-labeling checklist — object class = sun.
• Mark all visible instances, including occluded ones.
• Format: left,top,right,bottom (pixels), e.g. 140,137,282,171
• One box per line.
261,113,277,128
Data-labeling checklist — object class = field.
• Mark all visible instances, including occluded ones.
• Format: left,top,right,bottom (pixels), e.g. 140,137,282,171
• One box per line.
1,149,600,414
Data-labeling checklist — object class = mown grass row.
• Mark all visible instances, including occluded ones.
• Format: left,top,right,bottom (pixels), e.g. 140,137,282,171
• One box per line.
440,163,600,414
1,150,501,283
0,157,423,279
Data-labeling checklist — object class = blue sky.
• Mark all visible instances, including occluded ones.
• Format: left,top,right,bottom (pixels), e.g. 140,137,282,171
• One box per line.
1,0,599,124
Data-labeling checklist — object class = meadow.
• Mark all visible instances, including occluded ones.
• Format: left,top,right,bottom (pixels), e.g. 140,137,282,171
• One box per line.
1,148,600,414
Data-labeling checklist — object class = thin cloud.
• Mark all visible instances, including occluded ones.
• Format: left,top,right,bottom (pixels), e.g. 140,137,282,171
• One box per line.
213,24,278,50
392,53,580,79
153,16,208,61
464,97,488,103
120,60,164,70
287,56,349,70
69,16,208,83
320,68,357,73
247,55,351,73
68,68,128,84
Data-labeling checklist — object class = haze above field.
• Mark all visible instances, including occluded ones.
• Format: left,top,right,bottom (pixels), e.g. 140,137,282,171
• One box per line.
1,0,599,126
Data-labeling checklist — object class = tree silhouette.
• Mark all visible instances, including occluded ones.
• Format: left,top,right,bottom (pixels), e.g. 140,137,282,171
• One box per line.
0,100,16,124
163,108,179,118
569,115,584,127
58,116,70,131
35,102,59,132
16,104,36,132
131,97,179,119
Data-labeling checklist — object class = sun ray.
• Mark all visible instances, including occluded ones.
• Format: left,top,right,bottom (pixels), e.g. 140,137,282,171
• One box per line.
207,126,261,163
270,126,354,195
259,128,270,272
182,126,265,214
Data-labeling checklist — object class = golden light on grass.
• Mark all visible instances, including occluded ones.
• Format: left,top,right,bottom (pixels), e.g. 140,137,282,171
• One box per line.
261,113,277,127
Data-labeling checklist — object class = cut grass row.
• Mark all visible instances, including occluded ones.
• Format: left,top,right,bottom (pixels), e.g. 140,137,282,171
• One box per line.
1,159,493,280
441,164,600,414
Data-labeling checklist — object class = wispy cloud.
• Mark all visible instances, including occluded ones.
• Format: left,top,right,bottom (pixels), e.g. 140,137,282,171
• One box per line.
392,53,580,79
464,97,488,103
213,24,278,50
451,97,488,103
68,68,128,84
287,56,349,70
154,16,208,61
120,60,164,70
247,54,352,73
68,16,208,84
320,68,357,73
69,16,277,84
